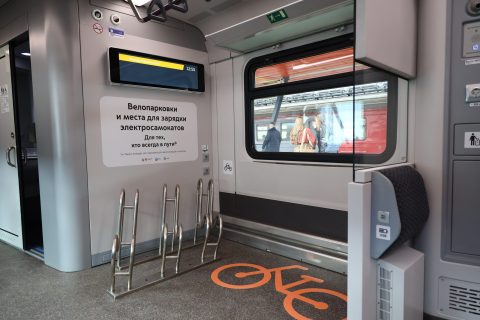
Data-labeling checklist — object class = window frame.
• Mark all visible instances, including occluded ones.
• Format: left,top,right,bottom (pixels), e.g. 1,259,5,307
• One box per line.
244,34,398,164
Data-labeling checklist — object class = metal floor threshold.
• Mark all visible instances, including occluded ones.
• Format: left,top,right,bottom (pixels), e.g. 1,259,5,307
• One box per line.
223,223,347,275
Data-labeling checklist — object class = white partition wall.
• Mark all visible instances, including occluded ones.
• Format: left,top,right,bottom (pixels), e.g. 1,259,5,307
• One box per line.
355,0,417,79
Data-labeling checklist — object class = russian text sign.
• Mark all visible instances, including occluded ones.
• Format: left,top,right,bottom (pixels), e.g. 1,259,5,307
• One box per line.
100,96,198,167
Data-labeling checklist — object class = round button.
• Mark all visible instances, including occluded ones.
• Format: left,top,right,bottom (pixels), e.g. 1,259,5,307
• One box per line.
111,14,121,25
92,9,104,21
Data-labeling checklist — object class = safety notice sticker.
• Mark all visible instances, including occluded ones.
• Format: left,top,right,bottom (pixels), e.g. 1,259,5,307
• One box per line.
465,132,480,148
100,96,198,167
376,225,391,241
0,84,9,114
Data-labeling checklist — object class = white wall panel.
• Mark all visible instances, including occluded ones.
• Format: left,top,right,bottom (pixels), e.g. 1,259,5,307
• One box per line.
230,46,352,211
356,0,417,79
78,2,212,258
212,59,236,195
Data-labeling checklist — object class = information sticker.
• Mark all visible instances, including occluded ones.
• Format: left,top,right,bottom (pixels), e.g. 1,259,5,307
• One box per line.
100,96,198,167
465,131,480,149
0,84,9,114
376,225,391,241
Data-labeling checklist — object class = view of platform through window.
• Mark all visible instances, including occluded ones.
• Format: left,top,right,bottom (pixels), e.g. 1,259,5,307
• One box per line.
254,82,389,154
254,47,368,88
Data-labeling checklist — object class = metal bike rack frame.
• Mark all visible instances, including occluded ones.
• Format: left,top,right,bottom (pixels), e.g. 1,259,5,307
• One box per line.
160,184,182,276
110,189,139,292
107,180,223,300
199,179,223,263
193,178,214,245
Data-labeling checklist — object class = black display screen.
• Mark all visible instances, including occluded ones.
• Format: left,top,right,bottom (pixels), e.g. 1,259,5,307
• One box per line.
108,48,205,92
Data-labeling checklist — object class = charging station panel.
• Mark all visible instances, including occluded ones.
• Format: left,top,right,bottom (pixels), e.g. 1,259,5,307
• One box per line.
443,0,480,266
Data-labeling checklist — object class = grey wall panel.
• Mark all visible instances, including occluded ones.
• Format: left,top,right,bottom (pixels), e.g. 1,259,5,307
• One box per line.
451,161,480,256
443,0,480,266
414,0,480,318
77,1,212,257
28,0,91,271
0,2,27,46
89,0,206,52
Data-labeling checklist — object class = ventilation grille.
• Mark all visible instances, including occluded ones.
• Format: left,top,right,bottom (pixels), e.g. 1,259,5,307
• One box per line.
439,277,480,320
377,265,393,320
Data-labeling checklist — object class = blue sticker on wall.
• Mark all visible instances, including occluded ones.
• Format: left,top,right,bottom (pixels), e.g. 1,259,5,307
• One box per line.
109,27,125,38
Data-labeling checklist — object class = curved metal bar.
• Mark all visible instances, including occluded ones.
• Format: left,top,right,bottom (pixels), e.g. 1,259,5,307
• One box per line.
131,189,139,242
213,216,223,260
125,0,152,23
161,224,168,277
207,179,214,223
201,215,211,263
194,179,203,245
164,0,188,13
171,185,180,252
160,184,168,251
127,190,139,290
176,225,183,273
127,238,136,290
110,236,119,293
116,190,126,270
6,146,16,168
147,0,167,22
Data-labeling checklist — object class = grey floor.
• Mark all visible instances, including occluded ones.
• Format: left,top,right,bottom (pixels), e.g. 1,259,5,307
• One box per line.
0,239,347,320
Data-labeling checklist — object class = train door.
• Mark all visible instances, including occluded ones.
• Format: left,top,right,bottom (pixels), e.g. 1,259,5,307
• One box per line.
0,36,43,256
11,36,43,256
0,44,23,249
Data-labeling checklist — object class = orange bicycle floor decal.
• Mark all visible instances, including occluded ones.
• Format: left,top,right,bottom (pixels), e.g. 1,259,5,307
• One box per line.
211,263,347,320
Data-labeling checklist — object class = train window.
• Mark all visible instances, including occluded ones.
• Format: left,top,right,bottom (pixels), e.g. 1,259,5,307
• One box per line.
245,35,398,164
254,47,369,89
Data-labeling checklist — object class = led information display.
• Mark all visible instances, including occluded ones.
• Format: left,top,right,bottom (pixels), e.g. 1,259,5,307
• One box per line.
109,48,205,92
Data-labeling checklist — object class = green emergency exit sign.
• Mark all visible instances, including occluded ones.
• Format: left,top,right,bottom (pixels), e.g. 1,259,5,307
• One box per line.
266,9,288,24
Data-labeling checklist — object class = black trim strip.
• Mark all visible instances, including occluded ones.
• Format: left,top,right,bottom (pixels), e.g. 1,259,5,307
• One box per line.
0,227,19,237
423,314,447,320
220,192,347,242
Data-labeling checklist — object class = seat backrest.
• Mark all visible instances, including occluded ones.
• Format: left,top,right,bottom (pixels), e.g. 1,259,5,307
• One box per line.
370,165,429,259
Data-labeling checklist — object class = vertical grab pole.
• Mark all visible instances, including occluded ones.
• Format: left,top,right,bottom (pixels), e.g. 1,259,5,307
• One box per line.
127,189,139,290
194,179,203,245
159,184,168,255
116,190,126,269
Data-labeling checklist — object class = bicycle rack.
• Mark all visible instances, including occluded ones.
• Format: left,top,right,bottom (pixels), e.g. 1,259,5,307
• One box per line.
160,184,182,276
192,178,223,262
107,179,223,300
193,178,213,245
199,179,223,263
110,189,139,292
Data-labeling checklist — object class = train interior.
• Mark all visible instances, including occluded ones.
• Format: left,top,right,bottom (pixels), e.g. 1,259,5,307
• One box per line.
0,0,479,319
